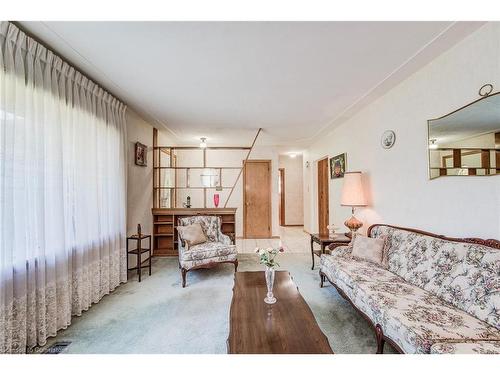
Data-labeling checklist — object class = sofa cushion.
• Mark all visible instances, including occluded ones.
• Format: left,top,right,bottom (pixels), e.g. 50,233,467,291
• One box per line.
370,225,500,329
177,223,207,247
179,216,220,242
181,242,236,261
351,234,385,266
350,280,500,353
430,341,500,354
320,254,402,289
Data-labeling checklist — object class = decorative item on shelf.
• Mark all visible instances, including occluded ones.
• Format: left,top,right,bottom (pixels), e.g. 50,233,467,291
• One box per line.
137,223,142,237
327,225,340,239
183,196,191,208
199,137,207,148
381,130,396,149
255,243,284,305
329,153,346,179
135,142,147,166
340,171,367,235
428,139,438,149
213,193,220,208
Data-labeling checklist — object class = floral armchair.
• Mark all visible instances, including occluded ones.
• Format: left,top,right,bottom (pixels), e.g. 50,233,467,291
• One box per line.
177,215,238,287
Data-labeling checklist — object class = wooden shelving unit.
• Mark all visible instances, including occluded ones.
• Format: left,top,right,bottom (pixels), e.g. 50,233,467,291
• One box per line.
152,208,237,256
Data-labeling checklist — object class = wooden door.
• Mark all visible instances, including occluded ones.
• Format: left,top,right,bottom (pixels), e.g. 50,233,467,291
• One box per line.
317,158,329,235
279,168,285,226
244,160,271,238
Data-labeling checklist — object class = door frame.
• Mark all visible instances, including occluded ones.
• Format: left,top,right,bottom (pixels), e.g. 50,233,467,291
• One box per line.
317,156,329,235
278,168,285,226
243,159,272,238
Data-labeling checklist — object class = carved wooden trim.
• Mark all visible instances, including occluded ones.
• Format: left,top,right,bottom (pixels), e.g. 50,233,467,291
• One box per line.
319,270,404,354
367,224,500,250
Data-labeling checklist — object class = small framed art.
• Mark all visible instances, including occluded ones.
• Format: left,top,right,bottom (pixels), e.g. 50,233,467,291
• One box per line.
135,142,147,166
329,153,346,179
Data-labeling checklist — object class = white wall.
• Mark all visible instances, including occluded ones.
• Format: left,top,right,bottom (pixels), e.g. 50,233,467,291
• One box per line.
304,22,500,239
278,154,304,225
126,110,174,237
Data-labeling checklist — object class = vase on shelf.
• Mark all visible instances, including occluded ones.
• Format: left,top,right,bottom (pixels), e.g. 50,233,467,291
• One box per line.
264,266,277,304
214,193,220,208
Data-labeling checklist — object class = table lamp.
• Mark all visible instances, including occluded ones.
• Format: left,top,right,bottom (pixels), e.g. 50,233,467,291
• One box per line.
340,171,367,235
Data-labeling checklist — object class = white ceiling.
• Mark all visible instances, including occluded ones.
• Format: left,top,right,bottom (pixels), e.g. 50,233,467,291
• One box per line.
20,21,485,148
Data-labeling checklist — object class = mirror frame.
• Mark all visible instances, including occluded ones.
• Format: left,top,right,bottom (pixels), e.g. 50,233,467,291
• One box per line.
427,90,500,180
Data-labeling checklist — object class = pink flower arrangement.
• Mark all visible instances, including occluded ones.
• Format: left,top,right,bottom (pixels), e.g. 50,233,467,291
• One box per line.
255,242,284,268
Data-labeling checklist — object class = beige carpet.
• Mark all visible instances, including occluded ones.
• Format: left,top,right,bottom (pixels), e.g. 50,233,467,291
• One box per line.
36,253,394,354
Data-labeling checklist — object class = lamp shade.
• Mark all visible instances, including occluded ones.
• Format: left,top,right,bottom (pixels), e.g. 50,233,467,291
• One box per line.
340,172,367,207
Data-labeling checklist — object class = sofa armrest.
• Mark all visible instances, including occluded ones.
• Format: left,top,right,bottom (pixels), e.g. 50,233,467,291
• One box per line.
328,244,353,257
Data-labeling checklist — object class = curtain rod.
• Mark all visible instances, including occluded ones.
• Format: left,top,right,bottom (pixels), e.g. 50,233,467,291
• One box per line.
9,21,128,108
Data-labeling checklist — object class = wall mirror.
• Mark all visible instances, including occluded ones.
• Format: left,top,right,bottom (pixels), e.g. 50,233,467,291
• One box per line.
428,88,500,179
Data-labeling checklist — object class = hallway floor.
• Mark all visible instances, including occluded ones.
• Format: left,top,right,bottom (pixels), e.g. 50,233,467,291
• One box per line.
235,226,309,253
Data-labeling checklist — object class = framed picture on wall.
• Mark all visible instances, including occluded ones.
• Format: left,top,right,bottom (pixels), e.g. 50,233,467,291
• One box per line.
329,153,346,179
135,142,147,166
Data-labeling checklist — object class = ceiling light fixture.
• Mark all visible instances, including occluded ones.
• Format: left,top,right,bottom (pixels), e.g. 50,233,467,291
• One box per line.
429,139,438,149
199,137,207,148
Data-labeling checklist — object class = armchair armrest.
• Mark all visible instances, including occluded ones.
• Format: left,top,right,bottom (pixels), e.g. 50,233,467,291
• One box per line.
178,235,189,253
219,232,234,245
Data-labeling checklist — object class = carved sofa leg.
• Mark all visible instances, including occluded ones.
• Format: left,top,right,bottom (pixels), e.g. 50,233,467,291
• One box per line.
375,324,385,354
234,259,238,272
319,271,325,288
181,268,187,288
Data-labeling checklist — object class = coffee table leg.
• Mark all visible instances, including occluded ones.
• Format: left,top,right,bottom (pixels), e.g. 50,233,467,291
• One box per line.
310,236,315,270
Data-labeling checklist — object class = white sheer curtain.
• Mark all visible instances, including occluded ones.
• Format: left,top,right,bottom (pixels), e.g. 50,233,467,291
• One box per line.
0,22,127,353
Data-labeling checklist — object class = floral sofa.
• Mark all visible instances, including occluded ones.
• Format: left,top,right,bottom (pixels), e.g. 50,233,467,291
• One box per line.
178,215,237,287
319,224,500,354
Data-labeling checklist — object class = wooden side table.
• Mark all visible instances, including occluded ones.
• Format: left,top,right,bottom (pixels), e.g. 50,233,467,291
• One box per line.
310,233,351,270
126,234,152,282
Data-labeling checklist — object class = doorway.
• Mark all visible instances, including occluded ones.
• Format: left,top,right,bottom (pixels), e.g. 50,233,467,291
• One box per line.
278,168,285,226
243,160,272,238
317,157,329,235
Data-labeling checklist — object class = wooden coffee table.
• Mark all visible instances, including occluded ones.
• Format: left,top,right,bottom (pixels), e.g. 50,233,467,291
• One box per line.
227,271,333,354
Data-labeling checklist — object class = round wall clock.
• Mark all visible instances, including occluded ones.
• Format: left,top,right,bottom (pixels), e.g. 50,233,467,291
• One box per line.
381,130,396,149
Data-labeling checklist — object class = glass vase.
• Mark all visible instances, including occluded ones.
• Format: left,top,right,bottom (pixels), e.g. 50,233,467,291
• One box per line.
264,266,277,304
